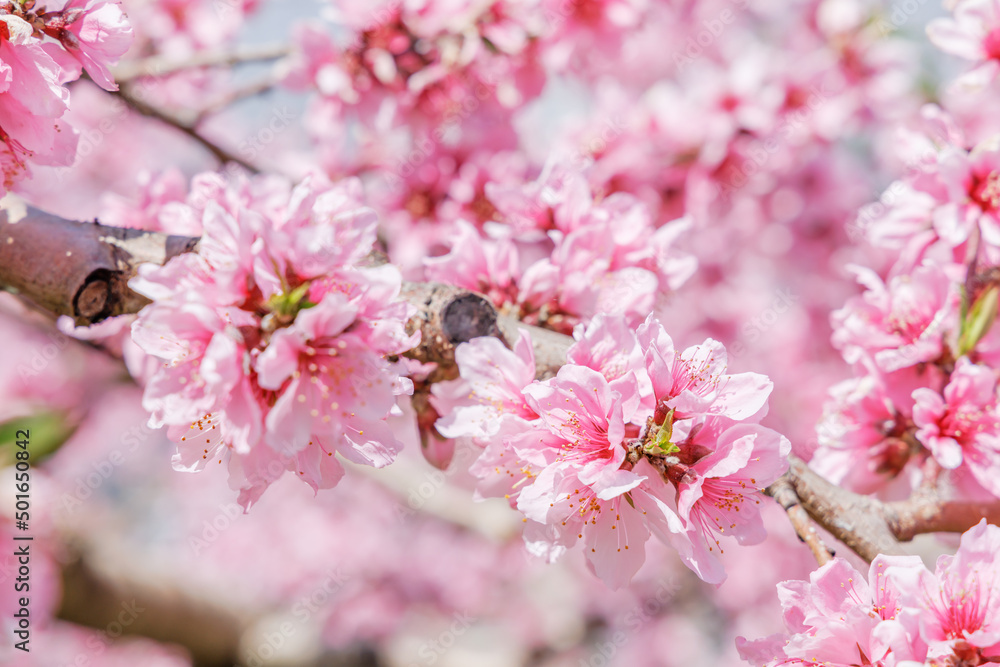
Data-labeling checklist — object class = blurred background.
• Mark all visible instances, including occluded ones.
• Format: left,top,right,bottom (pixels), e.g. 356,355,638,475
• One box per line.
0,0,965,664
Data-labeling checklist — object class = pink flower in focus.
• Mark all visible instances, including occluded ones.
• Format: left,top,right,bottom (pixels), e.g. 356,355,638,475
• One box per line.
0,13,77,194
636,315,773,421
912,357,1000,497
891,519,1000,664
674,419,791,584
431,329,537,440
462,315,790,588
738,555,928,667
811,370,935,496
49,1,133,91
130,173,418,508
508,364,687,588
567,314,653,414
257,293,413,471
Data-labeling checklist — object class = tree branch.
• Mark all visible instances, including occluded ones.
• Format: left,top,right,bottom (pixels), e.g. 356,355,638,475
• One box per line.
112,44,290,83
779,456,907,561
6,206,1000,567
0,206,196,325
765,474,834,566
112,83,259,173
194,76,280,123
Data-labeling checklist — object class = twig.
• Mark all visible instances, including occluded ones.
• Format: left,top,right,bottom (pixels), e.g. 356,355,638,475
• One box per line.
765,475,834,566
113,83,259,172
112,44,291,83
194,76,280,123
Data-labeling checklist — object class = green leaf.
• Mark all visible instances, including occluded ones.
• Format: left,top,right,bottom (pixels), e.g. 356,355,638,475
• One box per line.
958,285,1000,357
266,281,315,318
645,408,680,456
0,411,76,466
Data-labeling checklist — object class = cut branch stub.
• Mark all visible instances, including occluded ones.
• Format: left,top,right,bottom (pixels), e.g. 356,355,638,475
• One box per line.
400,281,505,383
0,207,198,326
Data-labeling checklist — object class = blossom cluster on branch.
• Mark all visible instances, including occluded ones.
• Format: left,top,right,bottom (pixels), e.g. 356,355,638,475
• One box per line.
10,0,1000,663
433,314,789,588
128,173,418,508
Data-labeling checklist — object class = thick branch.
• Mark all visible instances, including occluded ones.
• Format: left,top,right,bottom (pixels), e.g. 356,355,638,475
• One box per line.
8,207,1000,567
0,207,196,325
0,210,561,376
775,456,1000,562
780,456,906,561
886,494,1000,541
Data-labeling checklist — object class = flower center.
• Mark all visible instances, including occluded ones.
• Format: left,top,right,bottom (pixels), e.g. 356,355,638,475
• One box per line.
971,170,1000,212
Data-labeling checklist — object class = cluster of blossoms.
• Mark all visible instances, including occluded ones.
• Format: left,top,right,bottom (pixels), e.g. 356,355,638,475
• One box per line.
804,0,1000,502
0,0,130,193
812,113,1000,499
433,314,790,588
738,519,1000,667
129,172,419,508
422,164,697,332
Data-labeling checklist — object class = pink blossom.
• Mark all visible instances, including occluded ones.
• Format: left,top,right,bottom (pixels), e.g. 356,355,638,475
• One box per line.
470,365,683,588
0,13,76,194
430,329,537,440
738,555,928,667
508,364,687,588
912,357,1000,497
130,173,419,507
636,315,773,422
471,317,790,588
675,419,791,583
891,519,1000,663
256,292,412,471
928,0,1000,90
50,1,133,91
567,314,653,414
831,263,963,373
811,369,936,496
